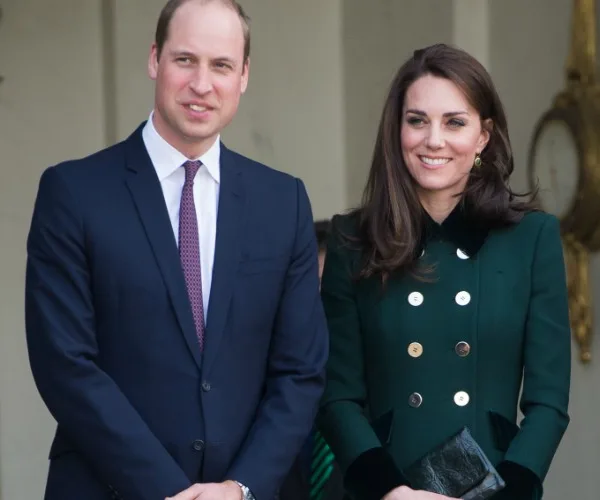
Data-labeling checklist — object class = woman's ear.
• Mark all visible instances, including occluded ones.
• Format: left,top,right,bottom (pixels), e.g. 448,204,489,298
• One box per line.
478,118,493,151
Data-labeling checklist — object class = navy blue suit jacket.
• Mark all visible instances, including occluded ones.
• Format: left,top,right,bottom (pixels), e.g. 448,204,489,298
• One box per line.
25,124,328,500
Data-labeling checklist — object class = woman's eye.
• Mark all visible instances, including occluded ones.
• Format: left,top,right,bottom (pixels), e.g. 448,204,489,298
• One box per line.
407,117,424,126
448,118,465,127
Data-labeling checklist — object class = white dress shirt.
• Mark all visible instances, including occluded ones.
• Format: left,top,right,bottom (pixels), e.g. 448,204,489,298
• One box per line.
142,113,220,316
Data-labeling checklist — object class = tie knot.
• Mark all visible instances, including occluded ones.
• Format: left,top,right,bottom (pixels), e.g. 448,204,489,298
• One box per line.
183,160,202,184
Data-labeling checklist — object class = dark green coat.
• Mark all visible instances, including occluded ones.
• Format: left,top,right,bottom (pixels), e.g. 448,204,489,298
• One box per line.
317,208,570,500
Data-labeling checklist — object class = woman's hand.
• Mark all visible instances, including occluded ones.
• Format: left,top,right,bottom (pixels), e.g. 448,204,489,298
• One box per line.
383,485,457,500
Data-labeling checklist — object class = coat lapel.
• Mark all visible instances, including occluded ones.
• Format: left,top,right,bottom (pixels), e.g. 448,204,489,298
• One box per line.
123,125,203,371
203,145,245,375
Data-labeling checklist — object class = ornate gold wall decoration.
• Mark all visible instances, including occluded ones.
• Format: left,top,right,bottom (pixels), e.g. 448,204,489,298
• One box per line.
563,234,593,362
528,0,599,363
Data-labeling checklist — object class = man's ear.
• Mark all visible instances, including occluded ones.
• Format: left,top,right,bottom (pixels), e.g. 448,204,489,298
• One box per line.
240,58,250,94
148,43,159,80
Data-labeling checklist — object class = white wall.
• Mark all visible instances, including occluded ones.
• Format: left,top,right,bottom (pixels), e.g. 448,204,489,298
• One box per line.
225,0,347,220
113,0,164,140
342,0,454,207
0,1,106,498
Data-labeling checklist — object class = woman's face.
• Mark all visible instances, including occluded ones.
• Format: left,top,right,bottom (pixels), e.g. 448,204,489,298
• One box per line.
401,74,490,201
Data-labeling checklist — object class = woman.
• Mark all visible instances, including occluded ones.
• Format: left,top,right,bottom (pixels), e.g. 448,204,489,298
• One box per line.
317,44,570,500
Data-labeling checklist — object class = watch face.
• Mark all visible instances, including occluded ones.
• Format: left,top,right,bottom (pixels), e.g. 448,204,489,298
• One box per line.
530,118,580,219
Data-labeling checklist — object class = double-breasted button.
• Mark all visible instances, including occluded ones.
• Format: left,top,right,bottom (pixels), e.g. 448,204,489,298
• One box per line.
408,342,423,358
454,391,470,407
456,248,470,260
455,291,471,306
408,392,423,408
408,292,424,306
192,439,205,451
455,341,471,357
202,381,211,392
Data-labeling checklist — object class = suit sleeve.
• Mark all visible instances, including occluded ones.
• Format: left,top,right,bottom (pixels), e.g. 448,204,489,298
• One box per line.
315,216,408,500
499,214,571,499
25,167,192,500
224,178,329,500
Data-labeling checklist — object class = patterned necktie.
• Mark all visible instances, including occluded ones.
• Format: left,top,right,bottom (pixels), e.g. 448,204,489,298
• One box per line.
310,431,335,500
179,160,205,350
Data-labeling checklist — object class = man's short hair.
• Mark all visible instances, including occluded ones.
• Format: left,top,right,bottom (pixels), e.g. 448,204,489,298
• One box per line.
155,0,251,63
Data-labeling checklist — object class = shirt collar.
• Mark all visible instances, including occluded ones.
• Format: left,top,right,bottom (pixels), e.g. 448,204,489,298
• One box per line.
419,199,490,258
142,111,220,183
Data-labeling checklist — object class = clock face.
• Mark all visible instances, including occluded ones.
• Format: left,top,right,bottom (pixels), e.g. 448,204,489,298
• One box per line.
530,118,580,219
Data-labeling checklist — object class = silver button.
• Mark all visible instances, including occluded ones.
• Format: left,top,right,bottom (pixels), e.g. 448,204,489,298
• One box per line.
455,341,471,357
408,392,423,408
408,342,423,358
408,292,424,307
456,248,469,260
455,291,471,306
454,391,470,407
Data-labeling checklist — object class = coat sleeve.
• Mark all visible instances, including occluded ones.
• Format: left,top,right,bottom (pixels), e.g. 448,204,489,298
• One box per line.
25,167,192,500
498,214,571,499
224,178,329,500
316,215,408,500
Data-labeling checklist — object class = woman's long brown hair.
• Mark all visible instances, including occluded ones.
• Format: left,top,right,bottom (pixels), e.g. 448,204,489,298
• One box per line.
351,43,535,281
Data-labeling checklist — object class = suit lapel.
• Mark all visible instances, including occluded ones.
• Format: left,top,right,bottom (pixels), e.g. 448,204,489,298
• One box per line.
123,125,203,371
203,145,245,375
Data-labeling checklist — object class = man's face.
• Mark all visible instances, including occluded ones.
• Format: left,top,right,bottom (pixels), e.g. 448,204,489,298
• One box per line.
148,0,249,157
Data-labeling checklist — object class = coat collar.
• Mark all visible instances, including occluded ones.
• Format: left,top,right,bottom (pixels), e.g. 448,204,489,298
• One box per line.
419,199,490,258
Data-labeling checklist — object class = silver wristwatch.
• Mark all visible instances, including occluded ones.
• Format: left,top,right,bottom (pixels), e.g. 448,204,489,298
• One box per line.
234,481,256,500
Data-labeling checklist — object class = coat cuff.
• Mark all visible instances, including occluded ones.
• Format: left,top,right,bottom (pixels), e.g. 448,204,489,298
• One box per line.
344,447,409,500
495,460,542,500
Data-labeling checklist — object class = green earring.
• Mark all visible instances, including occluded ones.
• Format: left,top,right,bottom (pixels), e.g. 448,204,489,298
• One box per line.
474,153,482,167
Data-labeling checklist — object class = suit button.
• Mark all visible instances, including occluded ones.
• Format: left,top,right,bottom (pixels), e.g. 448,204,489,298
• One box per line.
455,291,471,306
408,292,424,306
454,391,470,407
202,381,211,392
407,342,423,358
192,439,205,451
455,341,471,357
408,392,423,408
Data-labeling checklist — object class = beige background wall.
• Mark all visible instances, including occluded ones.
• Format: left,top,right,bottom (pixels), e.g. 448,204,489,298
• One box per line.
0,2,107,499
490,2,600,499
0,1,598,499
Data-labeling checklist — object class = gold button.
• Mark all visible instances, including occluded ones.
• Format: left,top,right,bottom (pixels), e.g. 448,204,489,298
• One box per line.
454,391,470,407
455,341,471,357
408,342,423,358
408,392,423,408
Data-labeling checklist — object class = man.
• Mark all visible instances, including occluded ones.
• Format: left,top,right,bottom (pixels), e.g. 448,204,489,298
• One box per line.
25,1,328,499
